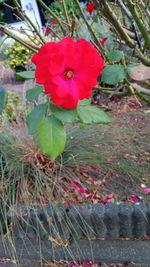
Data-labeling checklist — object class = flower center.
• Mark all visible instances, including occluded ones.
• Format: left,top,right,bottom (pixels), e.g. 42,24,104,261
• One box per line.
64,69,74,80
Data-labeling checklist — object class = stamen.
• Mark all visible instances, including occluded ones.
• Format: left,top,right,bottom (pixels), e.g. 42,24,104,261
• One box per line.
64,69,74,79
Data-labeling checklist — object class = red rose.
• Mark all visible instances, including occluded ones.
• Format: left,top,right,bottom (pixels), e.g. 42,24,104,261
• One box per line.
86,3,97,15
0,31,4,36
51,18,56,24
100,37,108,48
32,37,104,109
45,27,51,36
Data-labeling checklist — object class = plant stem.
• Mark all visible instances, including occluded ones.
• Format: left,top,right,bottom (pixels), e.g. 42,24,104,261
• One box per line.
126,0,150,47
13,0,46,45
37,0,66,35
97,0,135,48
135,48,150,67
62,0,70,26
135,91,150,104
0,26,38,52
73,0,106,57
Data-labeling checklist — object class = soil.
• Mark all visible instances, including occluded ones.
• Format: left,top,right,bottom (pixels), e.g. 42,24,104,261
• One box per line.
0,66,150,267
1,66,150,204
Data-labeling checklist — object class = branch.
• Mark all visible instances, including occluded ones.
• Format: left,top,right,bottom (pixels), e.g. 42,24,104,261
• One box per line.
62,0,70,26
13,0,46,45
117,0,132,19
97,0,135,48
73,0,106,57
117,0,142,47
126,0,150,47
37,0,66,35
0,25,38,53
131,83,150,95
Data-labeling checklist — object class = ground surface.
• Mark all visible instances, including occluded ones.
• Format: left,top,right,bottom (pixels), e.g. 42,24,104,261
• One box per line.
0,66,150,267
0,69,149,205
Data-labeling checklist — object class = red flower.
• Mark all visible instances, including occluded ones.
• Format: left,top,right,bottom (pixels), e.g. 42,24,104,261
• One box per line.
45,27,51,36
0,31,4,36
51,18,56,24
100,37,108,48
32,37,104,109
86,3,97,15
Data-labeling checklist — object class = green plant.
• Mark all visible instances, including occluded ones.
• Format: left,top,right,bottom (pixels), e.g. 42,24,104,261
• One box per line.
0,86,7,115
18,70,112,160
4,41,33,72
50,0,80,18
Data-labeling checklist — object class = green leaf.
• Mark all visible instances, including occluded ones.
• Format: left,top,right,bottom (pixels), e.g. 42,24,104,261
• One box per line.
0,87,7,114
26,85,44,102
38,116,66,160
16,71,35,79
51,103,77,123
144,110,150,114
26,104,48,134
78,99,91,106
128,63,140,68
107,50,124,62
101,65,127,84
77,105,113,124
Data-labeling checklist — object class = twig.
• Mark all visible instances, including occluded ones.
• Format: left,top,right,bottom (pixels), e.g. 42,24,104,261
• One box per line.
131,83,150,95
37,0,66,35
0,25,38,52
117,0,142,47
73,0,106,57
126,0,150,47
97,0,135,48
13,0,46,45
62,0,70,27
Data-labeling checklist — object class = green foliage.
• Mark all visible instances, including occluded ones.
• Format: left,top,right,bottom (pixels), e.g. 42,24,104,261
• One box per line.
26,85,44,101
25,93,112,159
17,70,35,79
4,41,33,72
0,87,7,114
51,103,78,123
101,65,127,85
26,104,48,135
0,3,7,24
38,116,66,160
50,0,79,18
77,100,113,124
1,91,23,121
107,50,124,62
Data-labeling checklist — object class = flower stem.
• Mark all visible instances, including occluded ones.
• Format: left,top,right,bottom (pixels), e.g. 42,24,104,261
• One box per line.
97,0,135,48
62,0,70,27
0,25,38,52
13,0,46,45
73,0,106,57
126,0,150,47
37,0,66,35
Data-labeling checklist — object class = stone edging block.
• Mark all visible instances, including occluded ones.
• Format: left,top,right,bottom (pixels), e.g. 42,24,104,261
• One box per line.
6,202,150,240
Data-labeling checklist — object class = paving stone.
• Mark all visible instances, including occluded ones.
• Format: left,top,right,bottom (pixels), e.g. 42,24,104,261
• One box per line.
104,203,119,238
90,203,106,238
133,203,147,238
7,203,150,240
146,202,150,235
119,203,134,238
0,238,150,264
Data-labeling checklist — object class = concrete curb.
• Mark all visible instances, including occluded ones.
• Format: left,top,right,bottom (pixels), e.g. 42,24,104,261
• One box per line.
7,202,150,239
0,203,149,265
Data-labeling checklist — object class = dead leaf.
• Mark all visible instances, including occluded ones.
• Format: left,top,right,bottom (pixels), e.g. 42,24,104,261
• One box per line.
130,65,150,81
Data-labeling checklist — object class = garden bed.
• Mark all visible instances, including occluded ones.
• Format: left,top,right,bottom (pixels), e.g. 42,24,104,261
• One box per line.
0,202,150,266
